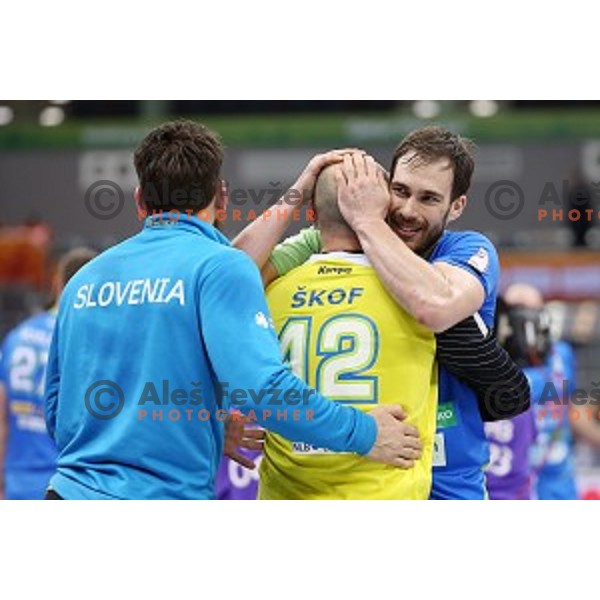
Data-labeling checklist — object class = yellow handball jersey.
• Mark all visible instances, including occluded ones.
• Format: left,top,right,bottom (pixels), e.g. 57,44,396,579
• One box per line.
259,252,438,500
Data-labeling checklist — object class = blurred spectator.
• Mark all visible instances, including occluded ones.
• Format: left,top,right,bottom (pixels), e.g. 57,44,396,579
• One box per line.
565,169,594,248
0,218,53,289
503,284,579,499
484,295,538,500
0,247,96,500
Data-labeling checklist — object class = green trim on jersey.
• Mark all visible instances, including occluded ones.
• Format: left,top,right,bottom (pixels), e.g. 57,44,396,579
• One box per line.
270,227,322,277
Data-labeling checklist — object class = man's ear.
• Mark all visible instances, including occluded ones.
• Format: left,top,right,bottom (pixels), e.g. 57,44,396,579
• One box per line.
448,195,467,223
311,198,319,226
134,186,145,217
215,179,228,211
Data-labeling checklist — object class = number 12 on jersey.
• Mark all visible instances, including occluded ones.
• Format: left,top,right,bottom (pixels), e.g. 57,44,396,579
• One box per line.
278,314,380,405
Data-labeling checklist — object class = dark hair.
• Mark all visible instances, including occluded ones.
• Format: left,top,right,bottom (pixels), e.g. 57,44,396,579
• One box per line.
496,296,552,367
133,120,224,212
59,247,98,285
46,247,97,309
390,126,475,200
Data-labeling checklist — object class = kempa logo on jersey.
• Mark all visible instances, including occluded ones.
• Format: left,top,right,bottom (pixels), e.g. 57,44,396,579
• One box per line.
317,265,353,276
83,379,315,422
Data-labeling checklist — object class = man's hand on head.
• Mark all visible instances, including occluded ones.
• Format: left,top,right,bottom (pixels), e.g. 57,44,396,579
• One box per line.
336,152,391,230
291,148,366,206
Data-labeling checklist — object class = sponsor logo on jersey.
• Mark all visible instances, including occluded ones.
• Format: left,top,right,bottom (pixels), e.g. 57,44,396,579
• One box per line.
467,247,489,274
317,265,353,276
436,402,458,429
255,311,275,330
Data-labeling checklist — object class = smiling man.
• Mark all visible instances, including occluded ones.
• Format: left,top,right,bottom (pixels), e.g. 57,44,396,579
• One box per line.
235,126,530,500
334,128,501,498
337,129,488,333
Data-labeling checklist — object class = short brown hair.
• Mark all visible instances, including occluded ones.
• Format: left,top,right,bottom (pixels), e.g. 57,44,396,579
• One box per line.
390,126,475,200
134,120,224,212
59,247,98,285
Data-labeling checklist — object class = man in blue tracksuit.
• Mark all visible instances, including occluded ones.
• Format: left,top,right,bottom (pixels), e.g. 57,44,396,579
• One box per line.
532,340,579,499
0,248,96,499
0,310,57,499
44,120,421,500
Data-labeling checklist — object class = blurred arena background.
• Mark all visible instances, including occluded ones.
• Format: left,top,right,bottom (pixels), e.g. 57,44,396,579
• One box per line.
1,99,600,497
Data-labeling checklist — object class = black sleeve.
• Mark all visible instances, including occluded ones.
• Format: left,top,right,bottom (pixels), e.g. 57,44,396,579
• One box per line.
435,316,531,422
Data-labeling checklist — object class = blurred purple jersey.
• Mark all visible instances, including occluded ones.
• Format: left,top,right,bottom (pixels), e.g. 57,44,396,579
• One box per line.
484,367,548,499
484,409,536,500
216,450,262,500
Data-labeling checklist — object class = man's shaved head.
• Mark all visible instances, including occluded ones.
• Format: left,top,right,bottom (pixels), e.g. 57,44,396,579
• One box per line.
313,164,350,234
504,283,544,310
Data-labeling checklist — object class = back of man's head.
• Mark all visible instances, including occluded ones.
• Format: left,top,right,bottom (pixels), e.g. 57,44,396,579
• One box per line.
497,283,551,366
134,120,224,214
504,283,544,310
54,246,98,300
313,164,352,237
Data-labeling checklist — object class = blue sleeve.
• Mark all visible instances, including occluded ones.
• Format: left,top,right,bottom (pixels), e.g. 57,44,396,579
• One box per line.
432,232,500,299
199,250,377,456
0,338,7,386
44,320,60,441
554,341,577,394
525,366,550,405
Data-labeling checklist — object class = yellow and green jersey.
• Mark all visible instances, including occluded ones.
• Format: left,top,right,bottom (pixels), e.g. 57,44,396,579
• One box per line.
259,252,437,500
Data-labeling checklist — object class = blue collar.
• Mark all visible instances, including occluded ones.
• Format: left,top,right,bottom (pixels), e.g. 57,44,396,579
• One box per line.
143,212,230,247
